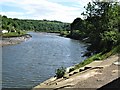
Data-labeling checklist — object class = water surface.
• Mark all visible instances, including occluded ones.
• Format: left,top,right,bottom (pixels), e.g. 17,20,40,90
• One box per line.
2,32,87,88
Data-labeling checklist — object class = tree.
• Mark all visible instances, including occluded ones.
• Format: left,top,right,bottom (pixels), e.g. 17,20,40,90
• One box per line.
82,1,119,53
70,18,84,36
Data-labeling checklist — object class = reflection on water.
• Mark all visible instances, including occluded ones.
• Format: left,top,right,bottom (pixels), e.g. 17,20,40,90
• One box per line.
2,32,87,88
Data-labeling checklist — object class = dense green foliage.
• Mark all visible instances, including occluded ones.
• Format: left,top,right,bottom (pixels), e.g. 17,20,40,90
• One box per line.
69,1,120,54
56,67,66,79
1,15,70,33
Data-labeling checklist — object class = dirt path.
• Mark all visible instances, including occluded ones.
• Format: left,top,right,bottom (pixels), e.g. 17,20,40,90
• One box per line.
33,54,120,90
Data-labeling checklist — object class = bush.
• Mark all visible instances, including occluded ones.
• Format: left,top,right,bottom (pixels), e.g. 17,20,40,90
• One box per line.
56,67,66,79
69,68,75,73
60,31,69,36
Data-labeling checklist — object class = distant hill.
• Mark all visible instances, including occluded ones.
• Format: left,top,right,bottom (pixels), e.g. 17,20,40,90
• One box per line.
1,15,70,33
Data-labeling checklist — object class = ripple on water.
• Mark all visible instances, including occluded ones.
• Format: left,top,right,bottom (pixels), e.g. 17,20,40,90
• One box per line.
2,32,87,88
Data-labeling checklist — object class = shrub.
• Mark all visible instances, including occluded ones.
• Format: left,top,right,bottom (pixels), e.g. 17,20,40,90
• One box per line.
69,68,75,73
56,67,66,79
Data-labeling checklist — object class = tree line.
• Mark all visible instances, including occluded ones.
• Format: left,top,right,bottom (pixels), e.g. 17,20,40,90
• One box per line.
1,15,70,33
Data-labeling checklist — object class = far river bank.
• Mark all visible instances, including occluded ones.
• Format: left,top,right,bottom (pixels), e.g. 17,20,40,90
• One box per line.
0,34,32,46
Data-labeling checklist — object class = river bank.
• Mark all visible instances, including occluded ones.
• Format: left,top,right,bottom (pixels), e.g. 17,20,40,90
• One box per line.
33,54,120,89
0,34,32,46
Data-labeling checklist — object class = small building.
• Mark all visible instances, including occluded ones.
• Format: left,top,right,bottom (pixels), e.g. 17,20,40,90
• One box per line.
1,30,8,33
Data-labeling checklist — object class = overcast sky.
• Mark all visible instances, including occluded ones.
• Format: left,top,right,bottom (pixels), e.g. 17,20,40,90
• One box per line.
0,0,95,23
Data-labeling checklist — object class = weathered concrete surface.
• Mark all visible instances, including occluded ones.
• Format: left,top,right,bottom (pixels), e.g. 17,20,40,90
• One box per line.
33,54,120,90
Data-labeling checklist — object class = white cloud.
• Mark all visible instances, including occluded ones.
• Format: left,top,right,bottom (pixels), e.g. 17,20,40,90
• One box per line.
1,12,24,16
1,11,25,19
0,0,92,22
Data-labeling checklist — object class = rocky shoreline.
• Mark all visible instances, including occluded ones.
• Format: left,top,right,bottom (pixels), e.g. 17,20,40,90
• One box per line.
0,34,32,46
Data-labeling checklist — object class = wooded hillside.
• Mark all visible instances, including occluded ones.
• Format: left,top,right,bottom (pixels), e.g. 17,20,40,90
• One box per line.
1,15,70,33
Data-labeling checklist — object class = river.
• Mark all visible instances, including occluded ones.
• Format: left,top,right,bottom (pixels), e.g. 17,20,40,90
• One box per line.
2,32,87,88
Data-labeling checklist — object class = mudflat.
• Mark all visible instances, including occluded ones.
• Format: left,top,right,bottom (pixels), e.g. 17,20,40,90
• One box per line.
0,34,31,46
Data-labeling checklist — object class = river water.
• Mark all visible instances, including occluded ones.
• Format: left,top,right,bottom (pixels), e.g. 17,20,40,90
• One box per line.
2,32,87,88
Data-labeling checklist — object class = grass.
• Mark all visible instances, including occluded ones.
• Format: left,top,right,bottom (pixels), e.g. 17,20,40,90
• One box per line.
74,45,120,69
1,30,26,37
74,53,100,69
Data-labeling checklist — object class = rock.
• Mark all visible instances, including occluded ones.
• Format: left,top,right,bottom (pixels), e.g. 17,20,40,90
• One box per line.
63,75,69,79
73,71,78,74
79,69,84,72
84,67,91,70
113,61,120,66
79,68,85,72
66,66,74,73
69,73,73,76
